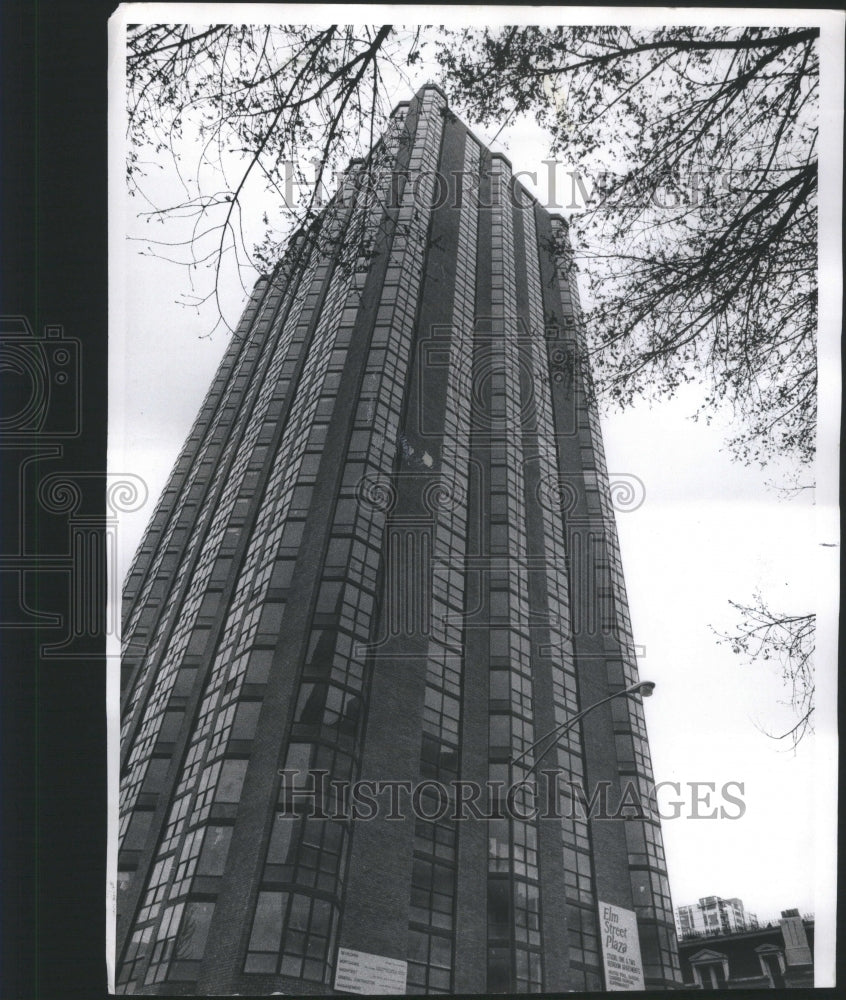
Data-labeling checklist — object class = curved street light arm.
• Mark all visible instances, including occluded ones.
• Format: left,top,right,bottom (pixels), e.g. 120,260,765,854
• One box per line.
510,681,655,778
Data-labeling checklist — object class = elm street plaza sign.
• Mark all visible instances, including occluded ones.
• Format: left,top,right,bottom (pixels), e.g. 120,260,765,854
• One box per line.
598,901,646,990
333,948,408,995
333,910,647,994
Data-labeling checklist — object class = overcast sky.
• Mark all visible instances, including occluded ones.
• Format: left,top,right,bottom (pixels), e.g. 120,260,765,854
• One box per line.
110,6,840,971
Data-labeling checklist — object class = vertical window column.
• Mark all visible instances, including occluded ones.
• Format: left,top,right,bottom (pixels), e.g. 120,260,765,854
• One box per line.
406,134,481,996
485,156,543,995
242,104,441,988
523,200,603,988
118,170,361,990
548,217,681,985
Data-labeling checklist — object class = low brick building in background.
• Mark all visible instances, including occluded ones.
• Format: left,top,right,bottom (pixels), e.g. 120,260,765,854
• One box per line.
678,908,813,989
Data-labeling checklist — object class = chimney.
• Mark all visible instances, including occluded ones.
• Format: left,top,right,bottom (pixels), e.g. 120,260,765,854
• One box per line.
779,911,812,966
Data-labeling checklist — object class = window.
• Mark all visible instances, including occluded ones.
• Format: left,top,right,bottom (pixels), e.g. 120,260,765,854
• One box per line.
294,684,325,726
172,667,198,697
244,891,286,973
487,945,511,993
758,950,785,987
699,962,726,989
144,902,184,985
123,809,153,852
305,628,337,674
513,880,541,947
138,855,174,921
174,901,215,961
489,715,510,748
333,499,357,527
488,818,509,869
266,814,296,870
117,926,152,990
410,857,455,930
690,953,729,990
281,743,312,792
245,649,274,685
279,520,304,555
232,701,261,741
216,759,248,803
141,758,170,795
407,928,452,993
490,671,510,701
489,630,510,658
171,828,204,897
487,879,511,940
316,581,342,615
270,559,296,590
197,826,233,876
490,525,508,554
159,710,184,743
280,893,334,982
325,537,351,571
299,453,321,480
489,590,509,619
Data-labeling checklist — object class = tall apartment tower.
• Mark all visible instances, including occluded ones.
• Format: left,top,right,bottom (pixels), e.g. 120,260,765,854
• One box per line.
116,85,682,994
676,896,759,938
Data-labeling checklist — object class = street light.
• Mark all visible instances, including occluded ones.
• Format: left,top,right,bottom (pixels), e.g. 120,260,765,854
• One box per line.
511,680,656,778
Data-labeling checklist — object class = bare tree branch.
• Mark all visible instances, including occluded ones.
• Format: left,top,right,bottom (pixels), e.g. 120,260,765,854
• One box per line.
713,591,815,748
125,23,817,466
440,25,818,467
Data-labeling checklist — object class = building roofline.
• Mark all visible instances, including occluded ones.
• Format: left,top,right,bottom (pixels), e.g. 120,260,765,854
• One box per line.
678,920,814,947
489,150,513,170
416,81,448,102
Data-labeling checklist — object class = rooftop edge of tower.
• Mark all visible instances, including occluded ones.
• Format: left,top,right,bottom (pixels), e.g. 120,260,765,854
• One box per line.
549,212,571,229
390,83,447,118
415,81,448,103
489,150,514,170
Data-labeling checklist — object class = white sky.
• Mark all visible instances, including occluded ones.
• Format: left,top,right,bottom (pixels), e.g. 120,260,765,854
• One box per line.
109,5,841,979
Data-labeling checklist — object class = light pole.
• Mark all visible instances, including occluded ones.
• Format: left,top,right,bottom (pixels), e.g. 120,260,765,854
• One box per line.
511,681,656,778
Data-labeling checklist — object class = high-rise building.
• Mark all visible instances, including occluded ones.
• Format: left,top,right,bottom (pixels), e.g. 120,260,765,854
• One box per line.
116,84,681,994
676,896,759,938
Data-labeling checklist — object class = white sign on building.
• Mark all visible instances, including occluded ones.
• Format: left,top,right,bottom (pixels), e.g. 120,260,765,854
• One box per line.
333,947,408,995
598,900,646,990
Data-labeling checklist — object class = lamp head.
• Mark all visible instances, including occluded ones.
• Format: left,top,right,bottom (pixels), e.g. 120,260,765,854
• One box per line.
634,681,656,697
